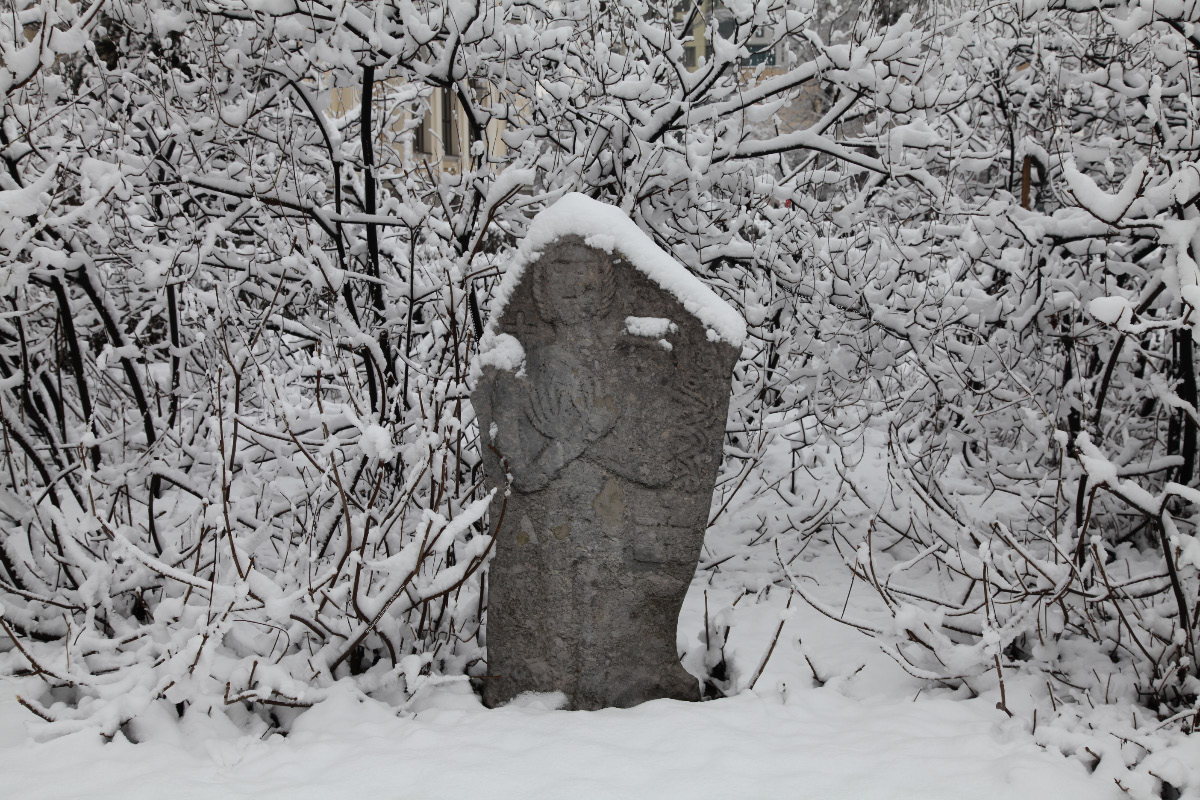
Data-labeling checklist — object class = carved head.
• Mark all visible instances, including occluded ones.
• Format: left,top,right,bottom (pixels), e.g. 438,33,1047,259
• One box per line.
531,241,615,327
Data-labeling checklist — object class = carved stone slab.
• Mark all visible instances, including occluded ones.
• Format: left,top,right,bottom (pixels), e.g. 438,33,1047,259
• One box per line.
473,198,742,710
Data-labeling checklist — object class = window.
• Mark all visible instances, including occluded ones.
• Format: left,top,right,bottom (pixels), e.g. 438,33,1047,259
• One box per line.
414,110,430,154
441,90,460,157
742,44,775,67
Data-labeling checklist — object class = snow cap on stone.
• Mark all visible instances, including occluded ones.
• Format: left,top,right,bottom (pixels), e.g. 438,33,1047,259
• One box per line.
484,193,746,348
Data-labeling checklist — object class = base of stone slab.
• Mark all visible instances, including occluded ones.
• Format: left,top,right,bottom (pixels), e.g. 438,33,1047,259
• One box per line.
481,661,700,710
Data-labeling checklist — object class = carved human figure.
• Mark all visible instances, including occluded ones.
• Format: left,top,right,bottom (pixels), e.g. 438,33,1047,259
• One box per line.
489,246,620,493
473,199,743,711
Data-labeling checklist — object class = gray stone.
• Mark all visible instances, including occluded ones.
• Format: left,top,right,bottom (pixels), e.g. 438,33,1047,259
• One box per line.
473,233,739,710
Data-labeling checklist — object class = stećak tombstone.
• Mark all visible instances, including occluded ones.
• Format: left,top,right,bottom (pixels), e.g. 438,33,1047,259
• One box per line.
471,194,745,710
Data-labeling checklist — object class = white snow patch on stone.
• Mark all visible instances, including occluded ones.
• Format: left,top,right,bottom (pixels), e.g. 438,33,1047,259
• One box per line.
624,316,677,338
471,331,526,384
584,233,616,252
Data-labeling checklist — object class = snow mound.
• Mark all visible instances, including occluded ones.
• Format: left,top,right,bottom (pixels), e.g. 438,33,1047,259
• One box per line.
0,675,1117,800
485,194,746,347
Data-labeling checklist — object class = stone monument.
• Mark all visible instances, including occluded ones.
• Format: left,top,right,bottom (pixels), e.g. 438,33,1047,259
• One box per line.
472,194,745,710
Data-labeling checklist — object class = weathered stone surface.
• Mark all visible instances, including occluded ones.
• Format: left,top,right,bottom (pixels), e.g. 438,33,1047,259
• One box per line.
473,229,740,710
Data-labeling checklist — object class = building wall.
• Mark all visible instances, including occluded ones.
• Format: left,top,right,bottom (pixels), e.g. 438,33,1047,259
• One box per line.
321,0,910,175
328,80,507,176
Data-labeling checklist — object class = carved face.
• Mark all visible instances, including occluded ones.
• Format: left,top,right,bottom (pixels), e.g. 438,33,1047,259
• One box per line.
532,245,615,326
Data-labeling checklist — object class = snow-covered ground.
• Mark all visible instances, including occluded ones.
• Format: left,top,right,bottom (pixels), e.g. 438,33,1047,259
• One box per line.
0,549,1123,796
0,610,1114,800
0,426,1188,799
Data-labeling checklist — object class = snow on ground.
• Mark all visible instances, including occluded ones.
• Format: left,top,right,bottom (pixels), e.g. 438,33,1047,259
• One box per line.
0,425,1142,799
0,638,1113,800
0,579,1122,797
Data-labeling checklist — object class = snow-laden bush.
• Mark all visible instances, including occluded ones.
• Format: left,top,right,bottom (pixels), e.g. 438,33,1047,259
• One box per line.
777,0,1200,746
6,2,1195,781
0,0,929,735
